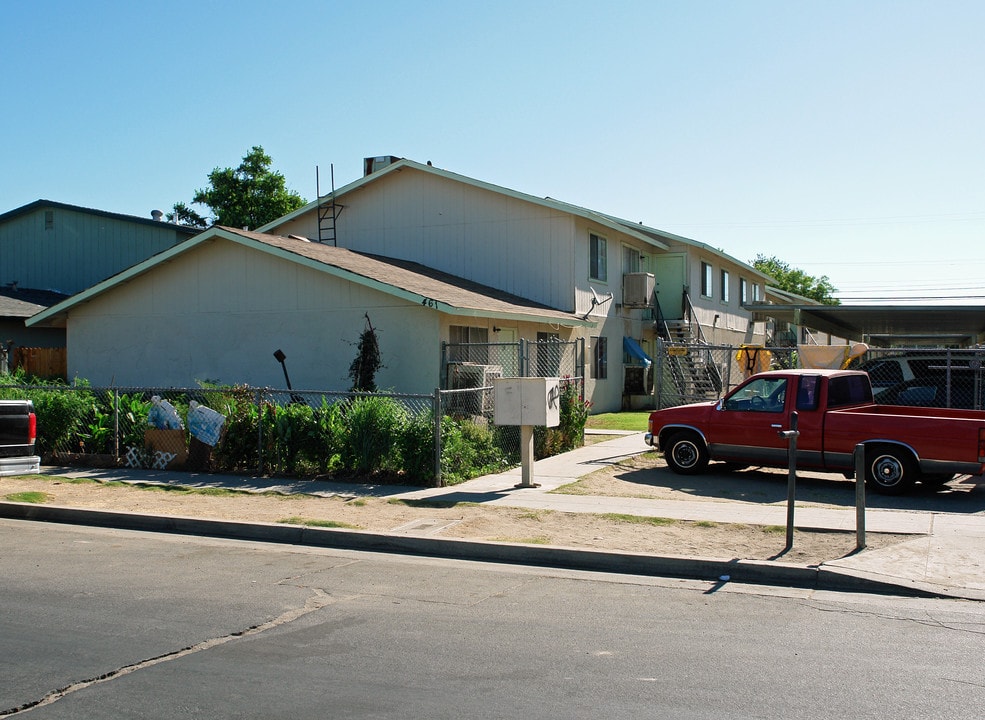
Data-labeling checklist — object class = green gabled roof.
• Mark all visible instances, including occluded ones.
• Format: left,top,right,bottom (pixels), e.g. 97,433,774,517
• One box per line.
27,226,592,329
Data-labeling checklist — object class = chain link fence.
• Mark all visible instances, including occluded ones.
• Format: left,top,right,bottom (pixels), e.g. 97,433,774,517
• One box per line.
653,341,985,411
0,373,585,486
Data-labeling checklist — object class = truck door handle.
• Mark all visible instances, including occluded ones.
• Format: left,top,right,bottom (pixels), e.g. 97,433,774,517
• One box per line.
771,423,782,428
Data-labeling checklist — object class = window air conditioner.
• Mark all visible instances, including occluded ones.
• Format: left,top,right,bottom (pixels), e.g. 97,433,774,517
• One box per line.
623,272,655,308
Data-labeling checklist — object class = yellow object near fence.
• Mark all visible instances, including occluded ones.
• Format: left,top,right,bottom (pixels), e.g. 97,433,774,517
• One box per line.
736,345,772,379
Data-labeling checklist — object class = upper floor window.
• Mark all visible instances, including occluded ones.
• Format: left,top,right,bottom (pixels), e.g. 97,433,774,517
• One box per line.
720,269,730,303
590,233,607,282
753,283,761,302
700,262,713,298
622,245,640,274
740,278,749,304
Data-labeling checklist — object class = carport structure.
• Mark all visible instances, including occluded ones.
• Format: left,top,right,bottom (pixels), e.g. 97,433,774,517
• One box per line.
745,303,985,347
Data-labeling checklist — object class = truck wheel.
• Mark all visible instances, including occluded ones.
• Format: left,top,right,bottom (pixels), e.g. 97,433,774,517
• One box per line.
663,432,709,475
865,446,916,495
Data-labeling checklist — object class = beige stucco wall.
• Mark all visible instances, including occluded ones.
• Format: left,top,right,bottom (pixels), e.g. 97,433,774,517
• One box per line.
64,240,441,392
274,168,579,313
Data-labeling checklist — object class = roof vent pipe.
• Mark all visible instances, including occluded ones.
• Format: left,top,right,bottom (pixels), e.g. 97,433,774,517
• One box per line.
151,209,163,221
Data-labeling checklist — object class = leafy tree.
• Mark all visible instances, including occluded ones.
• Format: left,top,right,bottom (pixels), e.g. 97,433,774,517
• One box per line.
165,201,208,228
168,146,306,230
752,254,840,306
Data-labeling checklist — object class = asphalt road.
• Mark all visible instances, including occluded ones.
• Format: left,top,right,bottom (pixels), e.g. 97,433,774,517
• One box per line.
2,519,984,719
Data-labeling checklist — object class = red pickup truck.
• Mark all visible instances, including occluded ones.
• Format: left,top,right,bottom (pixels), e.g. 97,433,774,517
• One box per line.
645,369,985,494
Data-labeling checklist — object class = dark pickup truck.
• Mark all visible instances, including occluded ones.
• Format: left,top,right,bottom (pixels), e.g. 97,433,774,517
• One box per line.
0,400,40,476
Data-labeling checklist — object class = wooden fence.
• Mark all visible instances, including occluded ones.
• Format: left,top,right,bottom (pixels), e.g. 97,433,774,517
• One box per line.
13,347,67,379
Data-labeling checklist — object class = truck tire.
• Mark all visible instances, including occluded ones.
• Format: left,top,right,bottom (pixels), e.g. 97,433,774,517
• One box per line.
663,431,709,475
865,445,916,495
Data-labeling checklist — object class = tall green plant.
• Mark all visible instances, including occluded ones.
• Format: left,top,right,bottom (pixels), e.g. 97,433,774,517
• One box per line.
534,380,590,459
342,395,407,475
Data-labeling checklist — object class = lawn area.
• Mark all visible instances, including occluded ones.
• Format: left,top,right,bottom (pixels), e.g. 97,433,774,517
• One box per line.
584,411,650,432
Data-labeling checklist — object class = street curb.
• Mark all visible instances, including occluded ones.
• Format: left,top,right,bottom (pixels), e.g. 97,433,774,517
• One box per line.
0,502,945,598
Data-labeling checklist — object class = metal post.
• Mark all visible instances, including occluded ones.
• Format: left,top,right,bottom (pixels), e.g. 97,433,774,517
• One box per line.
256,389,264,475
854,443,867,550
778,411,800,550
516,425,539,488
433,388,444,487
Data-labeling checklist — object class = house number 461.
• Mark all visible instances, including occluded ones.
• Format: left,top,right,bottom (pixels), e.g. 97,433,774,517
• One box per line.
421,298,438,308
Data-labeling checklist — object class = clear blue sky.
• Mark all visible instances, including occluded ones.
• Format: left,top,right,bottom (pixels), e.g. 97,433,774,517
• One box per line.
4,1,983,304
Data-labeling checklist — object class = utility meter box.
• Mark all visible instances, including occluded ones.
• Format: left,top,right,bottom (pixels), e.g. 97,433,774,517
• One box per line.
494,377,561,427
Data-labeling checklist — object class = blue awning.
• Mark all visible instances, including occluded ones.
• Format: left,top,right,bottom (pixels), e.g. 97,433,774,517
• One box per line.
623,337,652,367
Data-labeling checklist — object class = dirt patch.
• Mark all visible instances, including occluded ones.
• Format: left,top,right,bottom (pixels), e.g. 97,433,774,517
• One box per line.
1,456,911,567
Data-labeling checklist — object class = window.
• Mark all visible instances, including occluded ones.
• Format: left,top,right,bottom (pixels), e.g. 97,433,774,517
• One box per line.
740,278,749,304
720,269,730,303
534,332,561,376
448,325,489,363
44,210,54,230
589,233,607,282
796,375,820,411
753,283,761,302
591,336,608,379
623,245,640,274
723,377,787,412
828,375,873,407
701,262,713,298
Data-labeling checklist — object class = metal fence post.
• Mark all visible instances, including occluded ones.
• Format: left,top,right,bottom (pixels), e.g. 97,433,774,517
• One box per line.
113,388,120,461
433,388,443,487
256,389,264,475
854,443,867,550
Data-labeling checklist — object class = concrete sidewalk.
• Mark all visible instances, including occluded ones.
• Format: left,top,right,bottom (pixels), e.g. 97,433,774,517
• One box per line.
13,431,985,600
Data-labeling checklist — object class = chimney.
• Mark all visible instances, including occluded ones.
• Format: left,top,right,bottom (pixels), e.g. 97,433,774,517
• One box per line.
363,155,401,176
151,209,164,221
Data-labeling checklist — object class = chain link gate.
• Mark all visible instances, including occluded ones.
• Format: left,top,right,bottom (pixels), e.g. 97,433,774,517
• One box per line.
653,342,985,411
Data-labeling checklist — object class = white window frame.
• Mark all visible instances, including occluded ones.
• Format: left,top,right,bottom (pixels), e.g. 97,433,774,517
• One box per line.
700,261,713,298
590,233,608,282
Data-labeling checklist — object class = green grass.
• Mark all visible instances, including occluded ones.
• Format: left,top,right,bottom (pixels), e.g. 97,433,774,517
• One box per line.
4,491,51,504
600,512,675,526
517,509,553,521
276,517,362,529
585,411,650,432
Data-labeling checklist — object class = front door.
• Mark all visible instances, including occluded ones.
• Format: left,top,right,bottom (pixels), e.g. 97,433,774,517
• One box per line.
652,253,686,321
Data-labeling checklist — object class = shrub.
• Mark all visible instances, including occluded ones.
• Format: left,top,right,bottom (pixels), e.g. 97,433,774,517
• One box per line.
342,395,408,475
440,418,510,485
534,380,589,459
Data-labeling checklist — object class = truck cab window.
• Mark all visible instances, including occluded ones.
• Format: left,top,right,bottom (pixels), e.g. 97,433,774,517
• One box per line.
796,375,820,410
724,377,787,413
